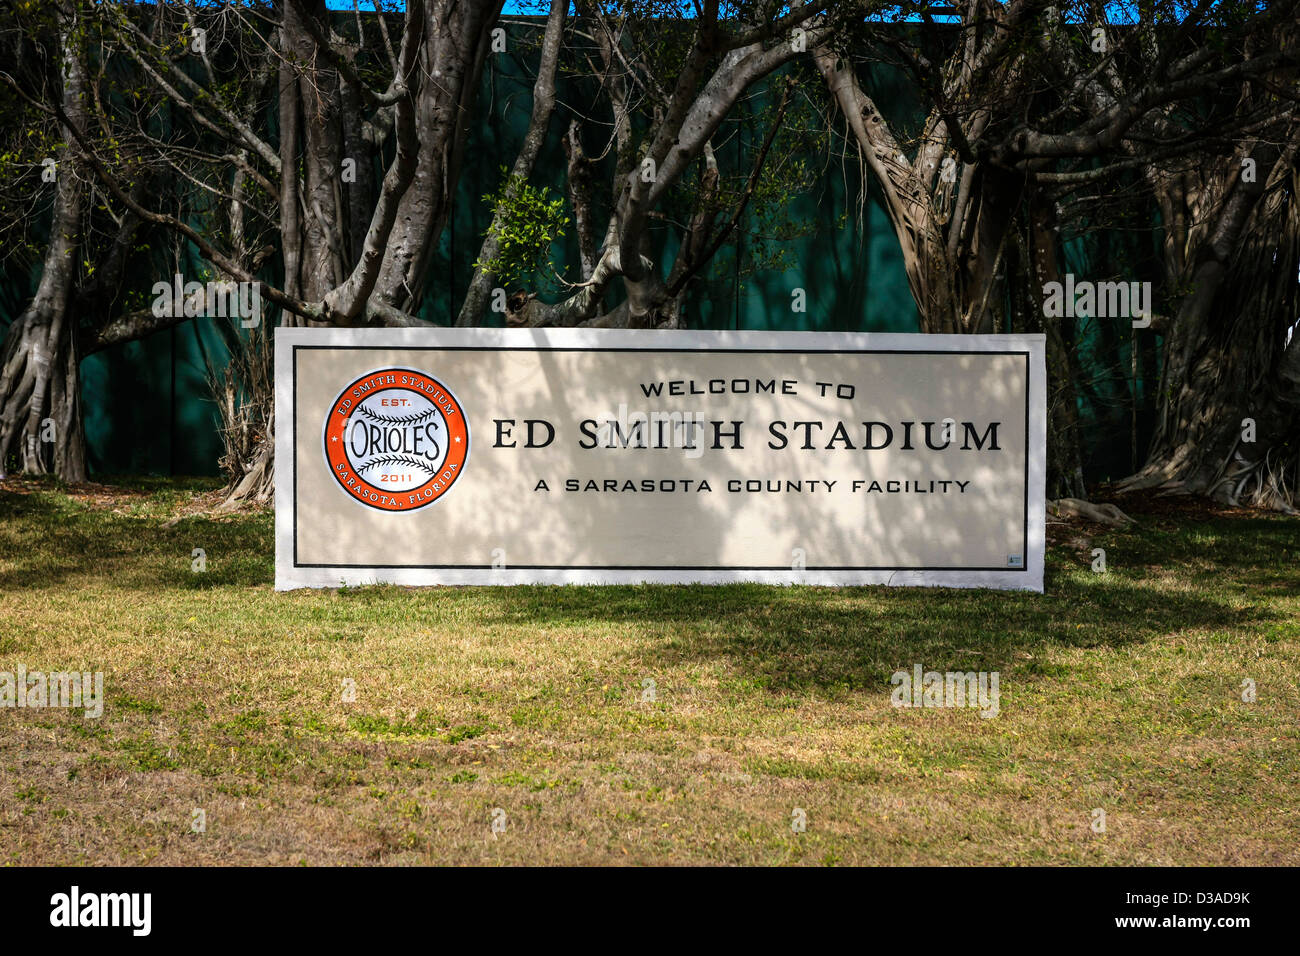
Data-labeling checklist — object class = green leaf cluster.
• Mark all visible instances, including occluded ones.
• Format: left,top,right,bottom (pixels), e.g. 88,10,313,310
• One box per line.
474,168,569,288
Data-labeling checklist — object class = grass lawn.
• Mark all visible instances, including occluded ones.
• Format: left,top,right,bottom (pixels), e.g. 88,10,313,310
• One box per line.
0,476,1297,866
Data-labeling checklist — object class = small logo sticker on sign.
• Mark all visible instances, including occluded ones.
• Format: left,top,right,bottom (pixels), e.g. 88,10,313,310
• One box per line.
323,367,469,512
1007,554,1024,568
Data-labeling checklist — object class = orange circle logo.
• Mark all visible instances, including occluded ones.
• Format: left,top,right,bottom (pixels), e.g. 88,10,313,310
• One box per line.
323,368,469,512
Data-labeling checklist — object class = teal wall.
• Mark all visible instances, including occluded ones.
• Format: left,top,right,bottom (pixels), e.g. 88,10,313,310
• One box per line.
78,321,231,476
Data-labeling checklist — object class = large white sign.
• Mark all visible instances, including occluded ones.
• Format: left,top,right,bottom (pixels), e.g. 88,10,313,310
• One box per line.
275,328,1045,590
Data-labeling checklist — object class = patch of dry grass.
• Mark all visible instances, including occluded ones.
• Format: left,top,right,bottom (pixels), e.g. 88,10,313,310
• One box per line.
0,478,1297,865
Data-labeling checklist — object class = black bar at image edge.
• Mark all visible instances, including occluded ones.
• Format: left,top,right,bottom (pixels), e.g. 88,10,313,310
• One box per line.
0,866,1281,943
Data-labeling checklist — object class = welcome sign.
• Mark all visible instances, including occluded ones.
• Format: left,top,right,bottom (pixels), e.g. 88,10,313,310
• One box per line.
275,328,1045,590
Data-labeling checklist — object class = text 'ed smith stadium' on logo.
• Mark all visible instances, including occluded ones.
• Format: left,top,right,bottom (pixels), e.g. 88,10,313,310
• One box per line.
323,368,469,512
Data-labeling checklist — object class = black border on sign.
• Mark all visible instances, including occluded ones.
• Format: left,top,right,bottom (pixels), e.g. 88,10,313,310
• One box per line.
293,345,1032,572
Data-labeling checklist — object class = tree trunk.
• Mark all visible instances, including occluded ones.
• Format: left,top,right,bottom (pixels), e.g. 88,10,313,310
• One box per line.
1122,139,1300,511
370,0,502,316
0,305,87,483
457,0,566,328
0,10,88,483
812,47,1022,336
1026,193,1086,499
1130,313,1300,512
217,0,504,510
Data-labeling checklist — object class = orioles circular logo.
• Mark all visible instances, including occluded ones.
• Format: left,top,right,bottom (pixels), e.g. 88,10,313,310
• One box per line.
323,367,469,512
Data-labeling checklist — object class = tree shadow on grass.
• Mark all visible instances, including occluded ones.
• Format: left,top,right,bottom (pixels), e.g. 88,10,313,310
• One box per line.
2,489,1291,696
1116,517,1300,597
0,490,273,591
464,572,1276,694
